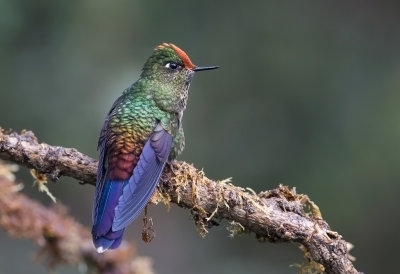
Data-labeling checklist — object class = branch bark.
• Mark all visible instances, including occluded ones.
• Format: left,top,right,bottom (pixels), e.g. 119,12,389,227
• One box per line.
0,128,362,274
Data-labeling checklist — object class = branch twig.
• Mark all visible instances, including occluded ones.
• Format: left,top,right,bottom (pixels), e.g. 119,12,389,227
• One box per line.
0,128,362,274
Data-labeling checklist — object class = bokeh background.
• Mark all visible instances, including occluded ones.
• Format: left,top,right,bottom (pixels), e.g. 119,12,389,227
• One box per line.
1,1,399,273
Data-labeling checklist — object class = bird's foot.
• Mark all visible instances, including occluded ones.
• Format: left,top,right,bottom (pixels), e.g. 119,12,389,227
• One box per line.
142,206,155,243
160,160,177,182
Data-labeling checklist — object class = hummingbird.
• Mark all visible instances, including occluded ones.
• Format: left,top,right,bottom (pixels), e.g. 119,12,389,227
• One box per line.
92,43,219,253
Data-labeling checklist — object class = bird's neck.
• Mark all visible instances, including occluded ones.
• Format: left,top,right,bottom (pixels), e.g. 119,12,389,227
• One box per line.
134,77,189,115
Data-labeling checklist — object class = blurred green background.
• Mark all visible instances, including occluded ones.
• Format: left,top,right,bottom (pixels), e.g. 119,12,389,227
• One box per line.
1,1,399,273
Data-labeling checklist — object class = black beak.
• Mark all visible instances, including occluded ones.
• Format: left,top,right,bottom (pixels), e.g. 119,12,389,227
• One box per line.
192,66,220,72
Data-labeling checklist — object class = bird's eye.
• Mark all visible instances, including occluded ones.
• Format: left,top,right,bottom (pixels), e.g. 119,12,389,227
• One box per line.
165,62,179,70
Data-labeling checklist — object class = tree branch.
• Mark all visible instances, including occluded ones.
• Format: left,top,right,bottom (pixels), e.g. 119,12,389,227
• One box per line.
0,161,154,274
0,128,362,274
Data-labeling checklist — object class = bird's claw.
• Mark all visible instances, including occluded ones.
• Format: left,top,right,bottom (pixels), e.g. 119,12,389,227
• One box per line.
160,161,177,182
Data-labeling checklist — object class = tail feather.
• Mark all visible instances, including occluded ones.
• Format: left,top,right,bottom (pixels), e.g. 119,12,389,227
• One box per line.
92,179,125,252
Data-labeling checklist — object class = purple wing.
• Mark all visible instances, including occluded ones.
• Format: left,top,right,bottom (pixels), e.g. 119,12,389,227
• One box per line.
112,124,172,231
92,122,172,252
92,91,173,252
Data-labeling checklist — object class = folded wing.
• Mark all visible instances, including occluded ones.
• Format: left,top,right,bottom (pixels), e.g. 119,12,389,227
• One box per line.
112,124,172,231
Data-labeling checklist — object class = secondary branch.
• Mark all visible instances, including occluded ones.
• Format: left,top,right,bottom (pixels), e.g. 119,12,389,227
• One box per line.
0,161,153,274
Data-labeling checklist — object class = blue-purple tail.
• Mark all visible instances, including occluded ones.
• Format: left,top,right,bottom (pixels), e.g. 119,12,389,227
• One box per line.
92,179,125,252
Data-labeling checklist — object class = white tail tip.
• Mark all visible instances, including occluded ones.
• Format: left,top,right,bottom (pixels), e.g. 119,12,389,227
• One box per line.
96,246,106,253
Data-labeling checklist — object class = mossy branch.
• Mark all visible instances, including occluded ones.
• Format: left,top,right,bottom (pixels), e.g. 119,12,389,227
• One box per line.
0,128,362,274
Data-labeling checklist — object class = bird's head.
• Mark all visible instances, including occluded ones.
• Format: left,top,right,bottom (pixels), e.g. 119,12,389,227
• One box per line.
141,43,219,88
